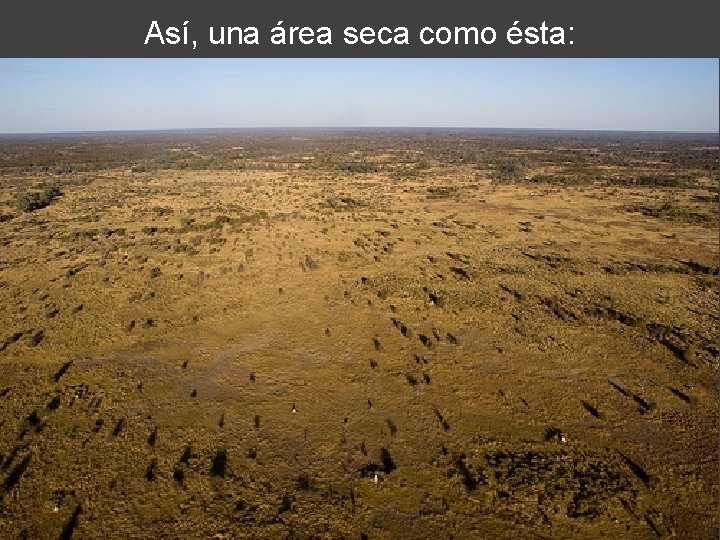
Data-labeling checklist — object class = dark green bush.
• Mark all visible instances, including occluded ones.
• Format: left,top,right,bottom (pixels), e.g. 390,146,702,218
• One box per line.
15,183,62,212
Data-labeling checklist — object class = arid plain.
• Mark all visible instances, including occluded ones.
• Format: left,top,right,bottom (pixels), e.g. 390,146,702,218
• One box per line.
0,130,717,538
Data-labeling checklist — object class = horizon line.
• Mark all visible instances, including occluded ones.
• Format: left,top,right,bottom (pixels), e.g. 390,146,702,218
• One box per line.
1,126,718,137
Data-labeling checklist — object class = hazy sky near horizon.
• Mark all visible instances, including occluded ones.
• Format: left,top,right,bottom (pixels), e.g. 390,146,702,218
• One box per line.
0,58,717,133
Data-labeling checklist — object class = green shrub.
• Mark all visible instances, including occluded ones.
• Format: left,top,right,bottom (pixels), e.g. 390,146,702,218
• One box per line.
15,183,62,212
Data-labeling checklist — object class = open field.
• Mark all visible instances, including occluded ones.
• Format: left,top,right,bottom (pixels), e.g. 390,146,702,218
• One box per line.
0,129,717,538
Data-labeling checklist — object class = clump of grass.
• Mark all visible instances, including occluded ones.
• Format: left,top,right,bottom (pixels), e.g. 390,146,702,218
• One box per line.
304,255,319,270
322,196,367,210
426,186,457,199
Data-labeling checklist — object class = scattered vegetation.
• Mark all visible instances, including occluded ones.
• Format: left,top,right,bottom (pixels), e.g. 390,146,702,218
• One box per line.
0,129,716,538
15,183,62,212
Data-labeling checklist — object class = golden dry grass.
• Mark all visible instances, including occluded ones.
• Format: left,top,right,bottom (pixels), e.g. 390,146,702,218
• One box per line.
0,131,717,538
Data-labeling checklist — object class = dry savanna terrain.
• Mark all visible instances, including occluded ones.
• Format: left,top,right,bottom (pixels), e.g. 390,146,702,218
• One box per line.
0,129,717,538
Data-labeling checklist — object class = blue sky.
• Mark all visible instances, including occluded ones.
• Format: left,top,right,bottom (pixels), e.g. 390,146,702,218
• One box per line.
0,58,717,133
